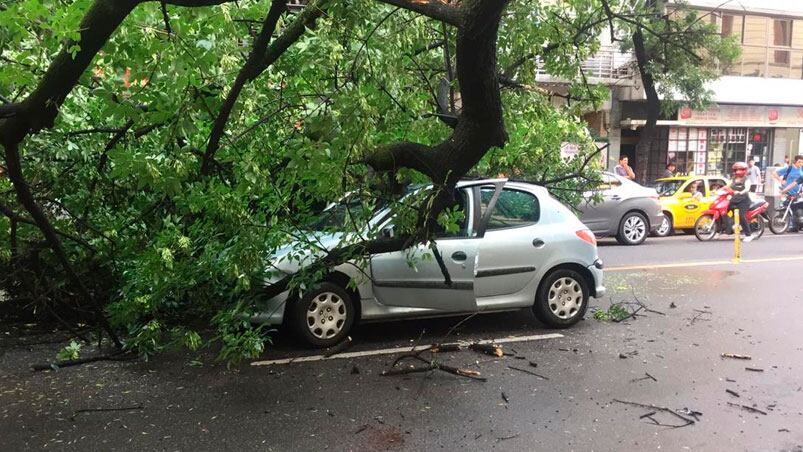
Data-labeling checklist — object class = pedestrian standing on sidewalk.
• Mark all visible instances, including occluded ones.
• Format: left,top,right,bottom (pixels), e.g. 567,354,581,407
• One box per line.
663,162,676,178
614,156,636,181
747,159,761,193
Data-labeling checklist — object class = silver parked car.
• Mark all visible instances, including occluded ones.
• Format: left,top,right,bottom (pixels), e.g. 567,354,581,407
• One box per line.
256,179,606,347
576,172,663,246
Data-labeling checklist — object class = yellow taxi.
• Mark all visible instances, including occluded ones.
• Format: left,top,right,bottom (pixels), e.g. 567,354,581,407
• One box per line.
652,174,729,236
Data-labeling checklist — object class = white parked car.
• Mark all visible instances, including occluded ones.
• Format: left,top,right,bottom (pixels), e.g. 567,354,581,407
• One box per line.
255,179,606,347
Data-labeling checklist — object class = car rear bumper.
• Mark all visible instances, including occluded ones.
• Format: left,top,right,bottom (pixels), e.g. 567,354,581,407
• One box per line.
650,210,665,232
588,260,606,298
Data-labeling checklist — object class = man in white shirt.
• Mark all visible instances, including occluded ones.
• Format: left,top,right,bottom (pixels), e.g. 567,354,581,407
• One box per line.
747,160,761,193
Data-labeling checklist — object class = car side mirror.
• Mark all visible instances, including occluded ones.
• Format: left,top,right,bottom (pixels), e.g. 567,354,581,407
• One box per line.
678,192,692,199
381,225,395,238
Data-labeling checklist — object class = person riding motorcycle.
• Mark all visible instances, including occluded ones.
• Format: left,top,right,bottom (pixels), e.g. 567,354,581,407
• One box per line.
725,162,755,242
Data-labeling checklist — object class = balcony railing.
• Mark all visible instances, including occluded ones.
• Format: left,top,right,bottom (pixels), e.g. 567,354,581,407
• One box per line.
534,45,637,86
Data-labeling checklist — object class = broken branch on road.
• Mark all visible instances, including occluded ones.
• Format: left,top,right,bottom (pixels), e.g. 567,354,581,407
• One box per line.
613,399,697,428
727,402,767,415
721,353,752,360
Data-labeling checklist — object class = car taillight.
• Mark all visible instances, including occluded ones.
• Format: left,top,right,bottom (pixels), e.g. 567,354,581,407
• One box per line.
576,229,596,246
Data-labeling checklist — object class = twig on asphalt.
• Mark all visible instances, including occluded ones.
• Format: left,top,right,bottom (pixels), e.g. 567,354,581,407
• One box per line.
726,389,740,398
495,433,519,442
70,405,144,421
612,399,697,428
721,353,752,360
323,336,353,358
382,354,486,382
745,367,764,372
469,343,504,357
630,372,658,383
727,402,767,415
31,351,134,371
443,312,480,339
630,290,666,315
508,365,549,380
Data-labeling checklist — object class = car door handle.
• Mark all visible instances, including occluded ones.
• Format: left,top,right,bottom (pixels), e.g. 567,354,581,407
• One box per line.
532,238,545,248
451,251,467,262
611,195,621,200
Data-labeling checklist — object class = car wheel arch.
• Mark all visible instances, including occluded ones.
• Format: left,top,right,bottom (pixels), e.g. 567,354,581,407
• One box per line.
537,263,597,299
620,208,651,231
282,271,362,325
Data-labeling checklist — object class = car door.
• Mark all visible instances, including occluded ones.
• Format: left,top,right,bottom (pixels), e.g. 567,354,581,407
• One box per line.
579,173,623,234
676,179,706,227
473,185,542,303
370,188,478,312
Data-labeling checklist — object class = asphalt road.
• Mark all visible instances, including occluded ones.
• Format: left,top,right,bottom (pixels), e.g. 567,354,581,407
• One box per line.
2,234,803,451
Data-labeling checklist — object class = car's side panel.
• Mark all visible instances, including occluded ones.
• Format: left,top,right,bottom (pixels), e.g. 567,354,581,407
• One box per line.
473,225,539,299
370,239,479,311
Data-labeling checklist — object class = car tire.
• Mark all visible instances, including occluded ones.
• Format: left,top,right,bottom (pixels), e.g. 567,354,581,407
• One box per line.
653,214,673,237
533,269,589,328
615,212,648,245
290,282,355,348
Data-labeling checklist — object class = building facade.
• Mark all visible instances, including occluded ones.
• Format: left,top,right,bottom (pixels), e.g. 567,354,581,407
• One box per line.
611,0,803,182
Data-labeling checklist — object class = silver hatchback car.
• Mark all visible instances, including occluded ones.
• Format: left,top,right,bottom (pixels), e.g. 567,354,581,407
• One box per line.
256,179,606,347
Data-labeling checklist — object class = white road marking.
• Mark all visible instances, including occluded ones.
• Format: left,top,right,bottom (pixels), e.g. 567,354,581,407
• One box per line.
606,255,803,272
251,333,564,367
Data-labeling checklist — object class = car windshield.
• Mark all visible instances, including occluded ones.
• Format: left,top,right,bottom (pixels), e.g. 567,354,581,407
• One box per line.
307,200,375,231
653,180,684,197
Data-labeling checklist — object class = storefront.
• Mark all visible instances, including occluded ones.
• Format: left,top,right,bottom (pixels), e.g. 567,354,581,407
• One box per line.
647,104,803,179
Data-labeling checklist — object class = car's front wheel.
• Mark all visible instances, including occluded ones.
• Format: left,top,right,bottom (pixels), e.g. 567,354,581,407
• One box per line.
616,211,648,245
291,282,355,348
533,269,589,328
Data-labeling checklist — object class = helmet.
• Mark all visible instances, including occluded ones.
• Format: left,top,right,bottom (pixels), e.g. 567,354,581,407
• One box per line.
732,161,748,177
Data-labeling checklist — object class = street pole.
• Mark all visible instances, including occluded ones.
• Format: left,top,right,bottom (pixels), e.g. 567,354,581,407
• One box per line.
732,209,741,263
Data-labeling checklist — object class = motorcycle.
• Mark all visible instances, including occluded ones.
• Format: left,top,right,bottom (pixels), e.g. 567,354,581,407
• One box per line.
694,187,768,241
769,192,803,234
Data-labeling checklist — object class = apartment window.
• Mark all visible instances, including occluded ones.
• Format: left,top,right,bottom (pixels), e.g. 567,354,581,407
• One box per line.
721,15,734,37
774,50,790,64
773,19,792,46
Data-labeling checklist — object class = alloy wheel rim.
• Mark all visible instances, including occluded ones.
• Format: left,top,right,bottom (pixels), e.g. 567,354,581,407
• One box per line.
657,217,670,236
306,292,347,339
547,277,583,320
623,216,646,242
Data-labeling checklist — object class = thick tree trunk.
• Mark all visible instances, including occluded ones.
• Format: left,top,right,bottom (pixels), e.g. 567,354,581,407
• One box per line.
632,29,660,183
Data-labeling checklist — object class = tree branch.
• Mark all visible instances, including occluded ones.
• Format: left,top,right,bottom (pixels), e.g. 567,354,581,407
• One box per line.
200,0,287,175
376,0,461,27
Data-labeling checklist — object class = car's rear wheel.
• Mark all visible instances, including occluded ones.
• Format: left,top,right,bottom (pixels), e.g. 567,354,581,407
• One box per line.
533,269,589,328
291,282,355,348
616,212,648,245
653,214,673,237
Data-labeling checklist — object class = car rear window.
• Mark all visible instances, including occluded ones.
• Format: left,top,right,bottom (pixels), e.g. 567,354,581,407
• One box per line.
480,188,540,230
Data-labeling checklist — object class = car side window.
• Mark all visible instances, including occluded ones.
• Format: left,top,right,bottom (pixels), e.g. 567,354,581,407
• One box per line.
597,174,622,191
433,188,471,238
685,179,705,197
480,188,540,230
708,179,726,193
